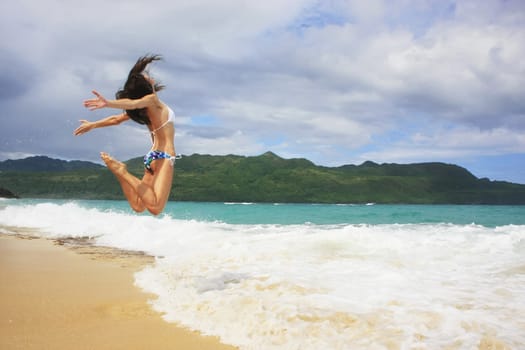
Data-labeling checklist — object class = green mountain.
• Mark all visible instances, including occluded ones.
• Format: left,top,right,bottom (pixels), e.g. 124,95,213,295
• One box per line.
0,156,103,172
1,152,524,204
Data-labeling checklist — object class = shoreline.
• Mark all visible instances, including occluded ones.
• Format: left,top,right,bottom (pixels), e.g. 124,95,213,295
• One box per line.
0,233,237,350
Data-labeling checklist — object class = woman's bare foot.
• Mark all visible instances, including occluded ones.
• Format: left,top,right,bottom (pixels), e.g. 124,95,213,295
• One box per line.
100,152,127,176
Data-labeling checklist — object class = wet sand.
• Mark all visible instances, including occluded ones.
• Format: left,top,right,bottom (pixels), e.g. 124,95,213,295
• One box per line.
0,234,237,350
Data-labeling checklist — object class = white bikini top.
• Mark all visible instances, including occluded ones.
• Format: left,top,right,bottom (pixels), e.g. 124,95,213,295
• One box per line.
150,107,174,136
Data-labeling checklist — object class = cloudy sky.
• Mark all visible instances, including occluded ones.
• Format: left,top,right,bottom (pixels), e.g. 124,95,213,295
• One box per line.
1,0,524,183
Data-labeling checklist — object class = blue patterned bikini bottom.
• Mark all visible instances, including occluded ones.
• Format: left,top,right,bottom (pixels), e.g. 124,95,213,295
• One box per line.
143,150,180,174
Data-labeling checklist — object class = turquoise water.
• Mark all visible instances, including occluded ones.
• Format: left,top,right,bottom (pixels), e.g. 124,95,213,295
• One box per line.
163,202,525,227
4,199,524,227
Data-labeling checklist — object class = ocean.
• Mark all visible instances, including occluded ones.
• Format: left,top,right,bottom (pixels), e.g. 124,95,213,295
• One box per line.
1,199,524,349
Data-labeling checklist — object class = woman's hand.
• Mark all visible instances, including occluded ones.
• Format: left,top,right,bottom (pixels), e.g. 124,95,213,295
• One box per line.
83,90,108,110
73,120,94,136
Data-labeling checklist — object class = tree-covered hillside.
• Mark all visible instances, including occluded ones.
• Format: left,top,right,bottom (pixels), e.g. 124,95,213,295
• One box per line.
1,152,524,204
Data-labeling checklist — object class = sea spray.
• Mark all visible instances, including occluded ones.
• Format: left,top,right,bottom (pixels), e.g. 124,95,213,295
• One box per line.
1,200,524,349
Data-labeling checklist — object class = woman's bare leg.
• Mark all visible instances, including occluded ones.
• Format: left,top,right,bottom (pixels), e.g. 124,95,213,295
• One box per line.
114,176,146,213
100,152,172,215
145,156,174,214
100,153,146,212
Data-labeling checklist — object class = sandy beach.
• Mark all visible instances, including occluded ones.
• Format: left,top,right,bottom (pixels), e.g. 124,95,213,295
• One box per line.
0,234,236,350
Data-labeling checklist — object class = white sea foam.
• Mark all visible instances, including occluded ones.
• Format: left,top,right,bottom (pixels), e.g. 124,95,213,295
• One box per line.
225,202,254,205
1,202,525,349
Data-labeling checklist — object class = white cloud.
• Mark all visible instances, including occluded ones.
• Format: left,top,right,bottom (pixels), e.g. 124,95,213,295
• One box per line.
177,129,264,157
360,126,525,164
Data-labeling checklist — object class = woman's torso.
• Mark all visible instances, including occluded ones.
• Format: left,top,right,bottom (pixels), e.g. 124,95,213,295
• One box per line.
146,102,175,155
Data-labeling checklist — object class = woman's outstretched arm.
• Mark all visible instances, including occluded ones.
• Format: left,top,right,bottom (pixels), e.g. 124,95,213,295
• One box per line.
73,112,129,136
83,90,158,111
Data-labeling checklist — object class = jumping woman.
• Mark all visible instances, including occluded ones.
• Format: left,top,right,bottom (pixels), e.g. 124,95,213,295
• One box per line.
74,55,176,215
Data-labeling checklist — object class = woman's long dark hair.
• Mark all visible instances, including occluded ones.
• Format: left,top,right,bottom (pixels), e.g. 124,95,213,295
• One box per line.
116,54,165,125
